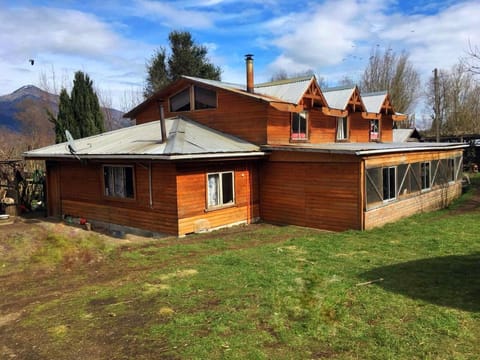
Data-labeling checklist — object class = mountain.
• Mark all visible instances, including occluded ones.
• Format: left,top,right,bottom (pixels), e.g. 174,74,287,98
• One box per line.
0,85,130,132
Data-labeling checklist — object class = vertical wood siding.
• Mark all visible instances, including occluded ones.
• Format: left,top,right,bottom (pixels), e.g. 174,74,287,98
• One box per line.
260,153,362,232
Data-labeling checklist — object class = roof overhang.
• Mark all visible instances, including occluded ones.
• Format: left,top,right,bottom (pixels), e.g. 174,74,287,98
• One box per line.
24,151,267,161
322,107,349,117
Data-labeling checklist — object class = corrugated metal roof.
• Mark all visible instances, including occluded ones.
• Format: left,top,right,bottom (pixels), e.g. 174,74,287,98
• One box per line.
321,86,356,110
24,116,264,160
393,129,416,142
262,141,467,156
361,91,387,113
254,76,313,104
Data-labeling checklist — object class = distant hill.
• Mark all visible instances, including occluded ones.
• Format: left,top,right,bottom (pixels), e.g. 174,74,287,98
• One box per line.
0,85,130,132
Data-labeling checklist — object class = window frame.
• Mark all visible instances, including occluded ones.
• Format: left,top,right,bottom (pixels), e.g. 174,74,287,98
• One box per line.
336,116,349,141
290,111,308,141
169,85,217,113
382,166,397,202
420,161,431,191
206,171,235,210
103,165,136,200
369,119,380,142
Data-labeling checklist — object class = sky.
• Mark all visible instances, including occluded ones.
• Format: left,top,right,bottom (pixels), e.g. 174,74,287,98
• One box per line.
0,0,479,119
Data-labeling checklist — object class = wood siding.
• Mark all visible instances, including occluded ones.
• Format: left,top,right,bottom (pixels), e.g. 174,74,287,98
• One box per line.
364,182,462,229
135,87,268,144
58,160,179,235
46,161,62,217
176,161,260,235
364,149,464,168
261,152,362,231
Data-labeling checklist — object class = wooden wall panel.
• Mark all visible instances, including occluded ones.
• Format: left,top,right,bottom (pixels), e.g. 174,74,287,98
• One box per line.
46,161,62,217
381,117,393,142
349,112,370,142
309,111,337,143
260,158,362,232
58,160,179,235
364,149,463,168
176,161,260,235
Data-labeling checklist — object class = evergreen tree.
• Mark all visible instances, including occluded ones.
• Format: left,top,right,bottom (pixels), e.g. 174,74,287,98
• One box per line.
49,71,105,143
144,31,221,97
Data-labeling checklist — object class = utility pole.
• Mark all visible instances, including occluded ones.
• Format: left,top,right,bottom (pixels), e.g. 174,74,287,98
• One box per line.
433,68,440,143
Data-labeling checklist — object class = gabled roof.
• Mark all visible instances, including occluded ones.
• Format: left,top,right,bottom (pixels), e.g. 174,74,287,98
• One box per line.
361,91,389,113
24,117,265,160
322,85,365,111
254,76,313,104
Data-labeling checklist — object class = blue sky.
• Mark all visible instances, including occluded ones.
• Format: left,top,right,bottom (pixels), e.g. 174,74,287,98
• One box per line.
0,0,479,118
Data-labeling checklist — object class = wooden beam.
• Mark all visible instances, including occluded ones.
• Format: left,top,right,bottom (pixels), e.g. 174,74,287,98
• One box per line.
361,112,381,120
269,102,304,112
392,113,408,121
322,107,348,117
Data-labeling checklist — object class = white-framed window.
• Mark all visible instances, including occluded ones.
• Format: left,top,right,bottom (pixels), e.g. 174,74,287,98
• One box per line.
291,111,308,140
370,119,380,141
104,165,135,199
207,171,234,208
382,166,396,201
336,117,348,141
421,162,431,190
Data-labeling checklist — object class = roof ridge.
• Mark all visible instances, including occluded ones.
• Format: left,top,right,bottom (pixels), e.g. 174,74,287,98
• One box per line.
255,75,313,88
362,90,388,97
322,84,357,92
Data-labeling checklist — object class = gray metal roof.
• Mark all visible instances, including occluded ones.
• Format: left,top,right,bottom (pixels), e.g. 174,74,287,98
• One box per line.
322,86,356,110
262,141,467,156
393,129,417,142
254,76,313,104
24,116,265,160
361,91,387,113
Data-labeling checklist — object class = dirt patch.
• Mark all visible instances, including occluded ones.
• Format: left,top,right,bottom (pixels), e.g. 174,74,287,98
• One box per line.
0,311,22,327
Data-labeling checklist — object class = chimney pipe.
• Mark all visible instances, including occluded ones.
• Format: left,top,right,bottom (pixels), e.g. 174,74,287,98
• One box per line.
157,101,167,144
245,54,254,93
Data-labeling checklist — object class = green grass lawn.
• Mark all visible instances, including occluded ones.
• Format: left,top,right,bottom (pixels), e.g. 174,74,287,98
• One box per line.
1,180,479,359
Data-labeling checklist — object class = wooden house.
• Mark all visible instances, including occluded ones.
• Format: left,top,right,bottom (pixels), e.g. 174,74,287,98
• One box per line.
25,56,467,236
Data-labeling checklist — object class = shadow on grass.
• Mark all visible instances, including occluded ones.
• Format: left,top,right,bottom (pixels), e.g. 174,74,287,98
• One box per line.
361,254,480,312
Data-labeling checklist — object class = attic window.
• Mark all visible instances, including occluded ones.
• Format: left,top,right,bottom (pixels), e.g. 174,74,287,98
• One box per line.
370,119,379,141
169,85,217,112
194,86,216,109
291,111,308,140
170,88,190,112
336,117,348,141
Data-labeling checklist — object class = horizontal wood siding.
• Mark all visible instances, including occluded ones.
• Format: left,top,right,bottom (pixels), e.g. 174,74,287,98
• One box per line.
381,116,393,142
267,107,290,144
261,154,362,231
364,149,463,168
364,182,462,229
176,161,260,235
136,88,268,144
349,112,370,142
309,110,337,143
58,160,178,235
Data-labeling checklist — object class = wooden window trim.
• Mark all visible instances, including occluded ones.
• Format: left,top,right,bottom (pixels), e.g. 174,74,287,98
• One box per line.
290,111,309,142
421,161,431,191
382,166,397,202
169,85,218,113
370,119,381,142
336,116,349,142
102,164,136,201
205,171,235,211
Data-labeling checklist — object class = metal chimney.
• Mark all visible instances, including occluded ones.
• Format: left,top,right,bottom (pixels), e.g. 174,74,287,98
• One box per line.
157,101,167,144
245,54,254,93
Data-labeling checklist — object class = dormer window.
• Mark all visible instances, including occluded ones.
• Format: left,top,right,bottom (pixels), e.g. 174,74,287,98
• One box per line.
291,111,308,140
336,117,348,141
169,85,217,112
370,119,380,141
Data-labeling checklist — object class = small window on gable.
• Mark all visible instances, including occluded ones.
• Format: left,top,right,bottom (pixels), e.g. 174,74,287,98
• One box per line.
370,119,380,141
291,111,308,140
194,86,216,110
170,88,191,112
336,117,348,141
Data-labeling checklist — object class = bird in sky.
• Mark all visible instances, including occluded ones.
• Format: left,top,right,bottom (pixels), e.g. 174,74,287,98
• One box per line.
29,59,34,65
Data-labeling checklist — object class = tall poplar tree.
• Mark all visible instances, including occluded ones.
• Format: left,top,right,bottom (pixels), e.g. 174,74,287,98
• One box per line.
49,71,105,143
144,31,221,97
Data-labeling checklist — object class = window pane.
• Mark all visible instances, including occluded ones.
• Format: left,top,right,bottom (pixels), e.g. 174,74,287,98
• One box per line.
337,117,347,140
208,174,220,206
291,112,307,139
366,168,382,206
222,172,234,204
382,167,396,200
194,86,216,109
370,120,379,140
421,162,430,189
170,88,190,112
104,166,134,198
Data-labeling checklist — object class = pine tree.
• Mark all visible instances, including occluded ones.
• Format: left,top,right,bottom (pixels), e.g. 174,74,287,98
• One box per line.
144,31,221,97
49,71,105,143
